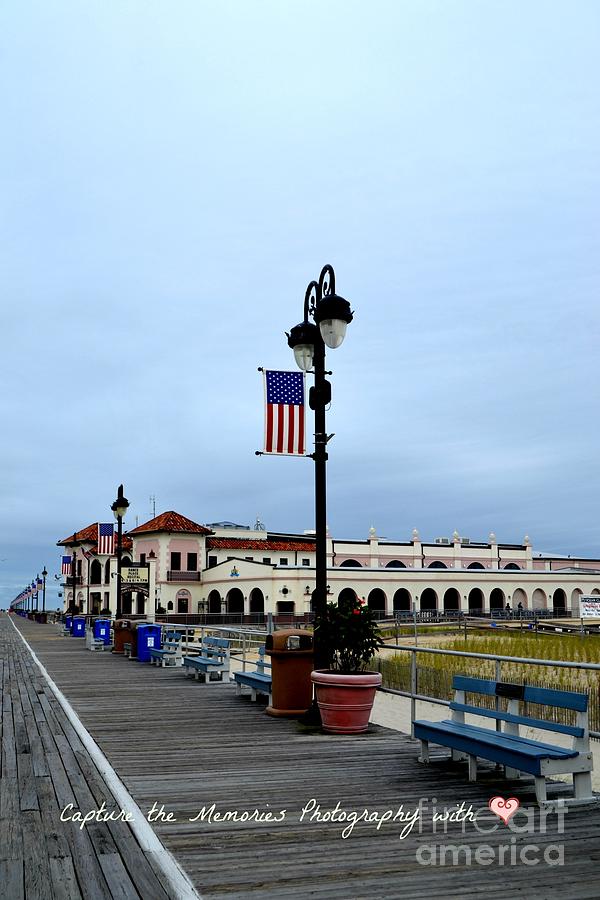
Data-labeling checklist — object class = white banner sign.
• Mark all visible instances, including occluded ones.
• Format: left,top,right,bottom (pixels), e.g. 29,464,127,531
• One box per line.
121,566,149,583
580,595,600,618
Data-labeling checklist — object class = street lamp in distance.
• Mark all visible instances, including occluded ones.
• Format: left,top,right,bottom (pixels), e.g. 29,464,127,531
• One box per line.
111,484,130,620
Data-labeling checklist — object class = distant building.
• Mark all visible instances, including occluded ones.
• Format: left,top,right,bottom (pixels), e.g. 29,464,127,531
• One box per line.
56,515,600,619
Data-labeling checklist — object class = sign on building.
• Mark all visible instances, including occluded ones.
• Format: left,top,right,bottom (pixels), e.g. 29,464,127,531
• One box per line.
580,595,600,618
121,567,149,583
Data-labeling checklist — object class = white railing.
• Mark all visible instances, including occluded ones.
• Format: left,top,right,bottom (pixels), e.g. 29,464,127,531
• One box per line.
160,621,269,672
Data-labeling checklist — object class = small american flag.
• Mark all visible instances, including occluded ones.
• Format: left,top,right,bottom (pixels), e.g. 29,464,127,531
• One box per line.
61,556,72,575
98,523,115,555
263,370,306,456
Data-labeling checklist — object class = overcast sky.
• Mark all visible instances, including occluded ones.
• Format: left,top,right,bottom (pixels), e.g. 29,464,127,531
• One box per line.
2,1,599,606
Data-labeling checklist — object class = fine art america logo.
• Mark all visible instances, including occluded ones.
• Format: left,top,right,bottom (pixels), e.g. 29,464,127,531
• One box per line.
60,794,567,867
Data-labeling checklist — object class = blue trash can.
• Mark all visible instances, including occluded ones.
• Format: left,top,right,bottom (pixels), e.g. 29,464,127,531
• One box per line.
72,616,85,637
93,619,111,645
65,614,73,631
136,623,162,662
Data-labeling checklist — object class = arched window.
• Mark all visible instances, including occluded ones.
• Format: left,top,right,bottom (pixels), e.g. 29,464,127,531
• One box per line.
443,588,460,611
427,561,447,569
208,590,221,614
367,589,386,616
467,562,485,570
490,588,505,610
420,588,437,611
393,588,412,612
90,559,102,585
249,588,264,614
512,588,528,611
104,559,111,584
504,563,521,570
468,588,484,614
385,560,406,568
337,588,358,612
227,588,244,614
552,589,567,614
339,559,362,567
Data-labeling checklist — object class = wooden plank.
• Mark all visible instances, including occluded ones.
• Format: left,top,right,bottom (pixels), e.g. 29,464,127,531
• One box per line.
0,859,24,900
36,775,73,860
21,810,54,900
17,746,39,812
49,857,83,900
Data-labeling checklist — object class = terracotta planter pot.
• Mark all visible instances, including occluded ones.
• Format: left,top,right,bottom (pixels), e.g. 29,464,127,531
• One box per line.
311,669,382,734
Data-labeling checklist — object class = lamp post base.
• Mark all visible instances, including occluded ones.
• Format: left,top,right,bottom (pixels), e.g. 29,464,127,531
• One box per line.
296,698,322,727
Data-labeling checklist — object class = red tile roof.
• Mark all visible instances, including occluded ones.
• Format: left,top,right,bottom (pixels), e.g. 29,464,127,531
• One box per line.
57,523,132,551
206,538,315,552
127,511,212,536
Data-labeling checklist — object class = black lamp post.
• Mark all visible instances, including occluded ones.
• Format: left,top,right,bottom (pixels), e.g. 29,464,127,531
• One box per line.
111,484,130,620
42,567,47,613
70,545,79,612
286,264,353,675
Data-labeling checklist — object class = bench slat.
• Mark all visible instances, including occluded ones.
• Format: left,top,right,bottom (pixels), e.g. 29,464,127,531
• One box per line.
414,720,577,776
453,675,588,711
448,702,585,738
416,720,578,758
235,672,271,685
183,657,224,669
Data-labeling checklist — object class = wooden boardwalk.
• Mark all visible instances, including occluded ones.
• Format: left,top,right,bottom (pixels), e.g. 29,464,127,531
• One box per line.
0,614,182,900
6,614,600,900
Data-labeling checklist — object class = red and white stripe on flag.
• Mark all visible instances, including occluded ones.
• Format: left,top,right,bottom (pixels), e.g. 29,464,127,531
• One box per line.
263,370,306,456
97,523,115,555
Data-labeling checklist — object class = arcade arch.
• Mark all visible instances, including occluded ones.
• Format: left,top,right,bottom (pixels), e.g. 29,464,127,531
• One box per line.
420,588,437,611
368,588,386,616
393,588,412,612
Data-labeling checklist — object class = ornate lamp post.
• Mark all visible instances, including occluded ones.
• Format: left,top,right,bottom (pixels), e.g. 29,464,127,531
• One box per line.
42,567,47,614
286,264,353,676
111,484,129,619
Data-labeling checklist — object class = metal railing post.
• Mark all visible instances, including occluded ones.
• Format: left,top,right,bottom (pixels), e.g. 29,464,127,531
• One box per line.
495,659,502,733
410,650,417,739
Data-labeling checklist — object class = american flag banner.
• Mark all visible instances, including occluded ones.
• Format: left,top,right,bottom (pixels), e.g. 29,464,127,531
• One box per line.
98,523,115,555
263,370,306,456
61,556,72,575
37,576,43,591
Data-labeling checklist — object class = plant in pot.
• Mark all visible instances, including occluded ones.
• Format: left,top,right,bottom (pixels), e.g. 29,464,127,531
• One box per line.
311,594,383,734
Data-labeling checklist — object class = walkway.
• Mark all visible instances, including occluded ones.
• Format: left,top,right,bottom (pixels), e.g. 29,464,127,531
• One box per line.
0,614,189,900
5,613,600,899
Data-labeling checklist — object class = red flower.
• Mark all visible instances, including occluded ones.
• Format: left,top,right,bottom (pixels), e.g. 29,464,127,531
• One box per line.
352,608,361,615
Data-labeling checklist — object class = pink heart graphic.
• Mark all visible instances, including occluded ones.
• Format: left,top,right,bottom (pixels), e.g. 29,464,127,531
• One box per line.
489,796,520,825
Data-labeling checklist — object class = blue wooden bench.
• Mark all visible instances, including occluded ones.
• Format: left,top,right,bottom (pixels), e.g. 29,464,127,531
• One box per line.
414,675,595,807
182,637,230,682
233,646,272,704
149,631,183,667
